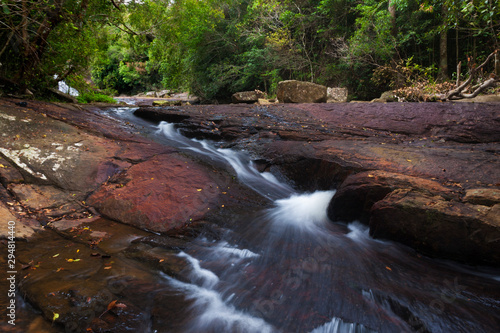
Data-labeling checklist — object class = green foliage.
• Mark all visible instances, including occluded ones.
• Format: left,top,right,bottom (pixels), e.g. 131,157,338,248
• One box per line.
347,0,396,65
1,0,498,101
76,91,117,104
0,0,115,95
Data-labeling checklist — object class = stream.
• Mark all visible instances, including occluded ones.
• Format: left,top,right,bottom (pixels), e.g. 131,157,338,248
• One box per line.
78,107,500,331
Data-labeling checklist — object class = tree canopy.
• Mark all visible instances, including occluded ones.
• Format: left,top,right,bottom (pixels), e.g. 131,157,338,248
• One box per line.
1,0,498,101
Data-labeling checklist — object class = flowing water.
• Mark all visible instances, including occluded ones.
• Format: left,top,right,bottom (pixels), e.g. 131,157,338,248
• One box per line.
101,107,500,332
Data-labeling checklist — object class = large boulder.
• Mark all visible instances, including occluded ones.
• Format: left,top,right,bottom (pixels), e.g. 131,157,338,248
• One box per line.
327,170,456,223
231,90,267,103
370,189,500,266
276,80,327,103
327,87,348,103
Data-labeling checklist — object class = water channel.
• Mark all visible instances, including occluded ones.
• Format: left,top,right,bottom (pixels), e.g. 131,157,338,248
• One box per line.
77,107,500,331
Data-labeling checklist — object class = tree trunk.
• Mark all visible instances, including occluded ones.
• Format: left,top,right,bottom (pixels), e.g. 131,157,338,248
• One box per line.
438,5,448,81
388,1,397,37
388,1,403,87
495,53,500,77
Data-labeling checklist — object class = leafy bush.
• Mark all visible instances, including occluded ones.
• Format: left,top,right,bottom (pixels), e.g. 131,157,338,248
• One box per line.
76,91,116,104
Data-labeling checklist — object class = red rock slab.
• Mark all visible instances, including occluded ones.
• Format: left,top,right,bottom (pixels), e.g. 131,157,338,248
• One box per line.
327,170,458,223
88,153,221,233
370,189,500,266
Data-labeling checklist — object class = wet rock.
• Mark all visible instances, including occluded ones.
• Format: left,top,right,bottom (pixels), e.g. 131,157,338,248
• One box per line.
131,235,189,251
9,184,76,210
327,170,457,223
0,156,24,185
88,154,221,233
0,202,37,239
370,189,500,266
277,80,327,103
463,188,500,206
124,242,189,280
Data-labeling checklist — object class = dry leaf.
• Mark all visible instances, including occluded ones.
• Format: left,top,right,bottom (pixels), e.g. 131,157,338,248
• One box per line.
107,300,118,311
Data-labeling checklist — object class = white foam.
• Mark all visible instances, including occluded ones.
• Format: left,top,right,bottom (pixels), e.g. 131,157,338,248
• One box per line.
268,191,335,230
346,222,370,241
310,316,373,333
177,252,219,288
163,274,274,333
214,241,260,259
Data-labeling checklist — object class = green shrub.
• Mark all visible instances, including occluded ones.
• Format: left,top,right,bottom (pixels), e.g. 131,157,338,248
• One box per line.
77,91,117,104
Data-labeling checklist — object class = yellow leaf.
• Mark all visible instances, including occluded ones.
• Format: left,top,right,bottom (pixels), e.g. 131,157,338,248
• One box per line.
52,254,60,258
197,189,202,191
53,313,59,321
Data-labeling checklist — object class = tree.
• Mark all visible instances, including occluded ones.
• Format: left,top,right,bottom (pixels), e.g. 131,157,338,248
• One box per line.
0,0,118,94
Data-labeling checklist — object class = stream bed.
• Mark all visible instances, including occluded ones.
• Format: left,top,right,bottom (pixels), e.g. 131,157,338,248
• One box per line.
101,107,500,332
8,106,500,333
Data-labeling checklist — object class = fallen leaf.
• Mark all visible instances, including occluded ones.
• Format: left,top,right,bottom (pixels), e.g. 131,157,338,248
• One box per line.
52,254,60,258
66,259,81,262
385,266,392,271
107,300,118,311
53,313,59,322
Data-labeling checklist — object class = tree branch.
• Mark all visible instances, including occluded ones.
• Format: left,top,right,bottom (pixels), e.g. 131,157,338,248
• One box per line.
442,50,498,100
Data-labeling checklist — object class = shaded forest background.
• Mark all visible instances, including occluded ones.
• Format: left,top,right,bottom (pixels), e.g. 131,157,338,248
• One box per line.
0,0,498,102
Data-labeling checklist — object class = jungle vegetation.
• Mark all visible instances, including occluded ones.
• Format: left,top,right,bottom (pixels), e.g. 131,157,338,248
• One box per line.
0,0,498,101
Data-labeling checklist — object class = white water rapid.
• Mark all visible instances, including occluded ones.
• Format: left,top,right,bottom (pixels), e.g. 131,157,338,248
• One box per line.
101,107,500,333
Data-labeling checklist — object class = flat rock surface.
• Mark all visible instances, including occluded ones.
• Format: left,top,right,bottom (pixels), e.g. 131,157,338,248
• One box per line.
0,97,499,332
